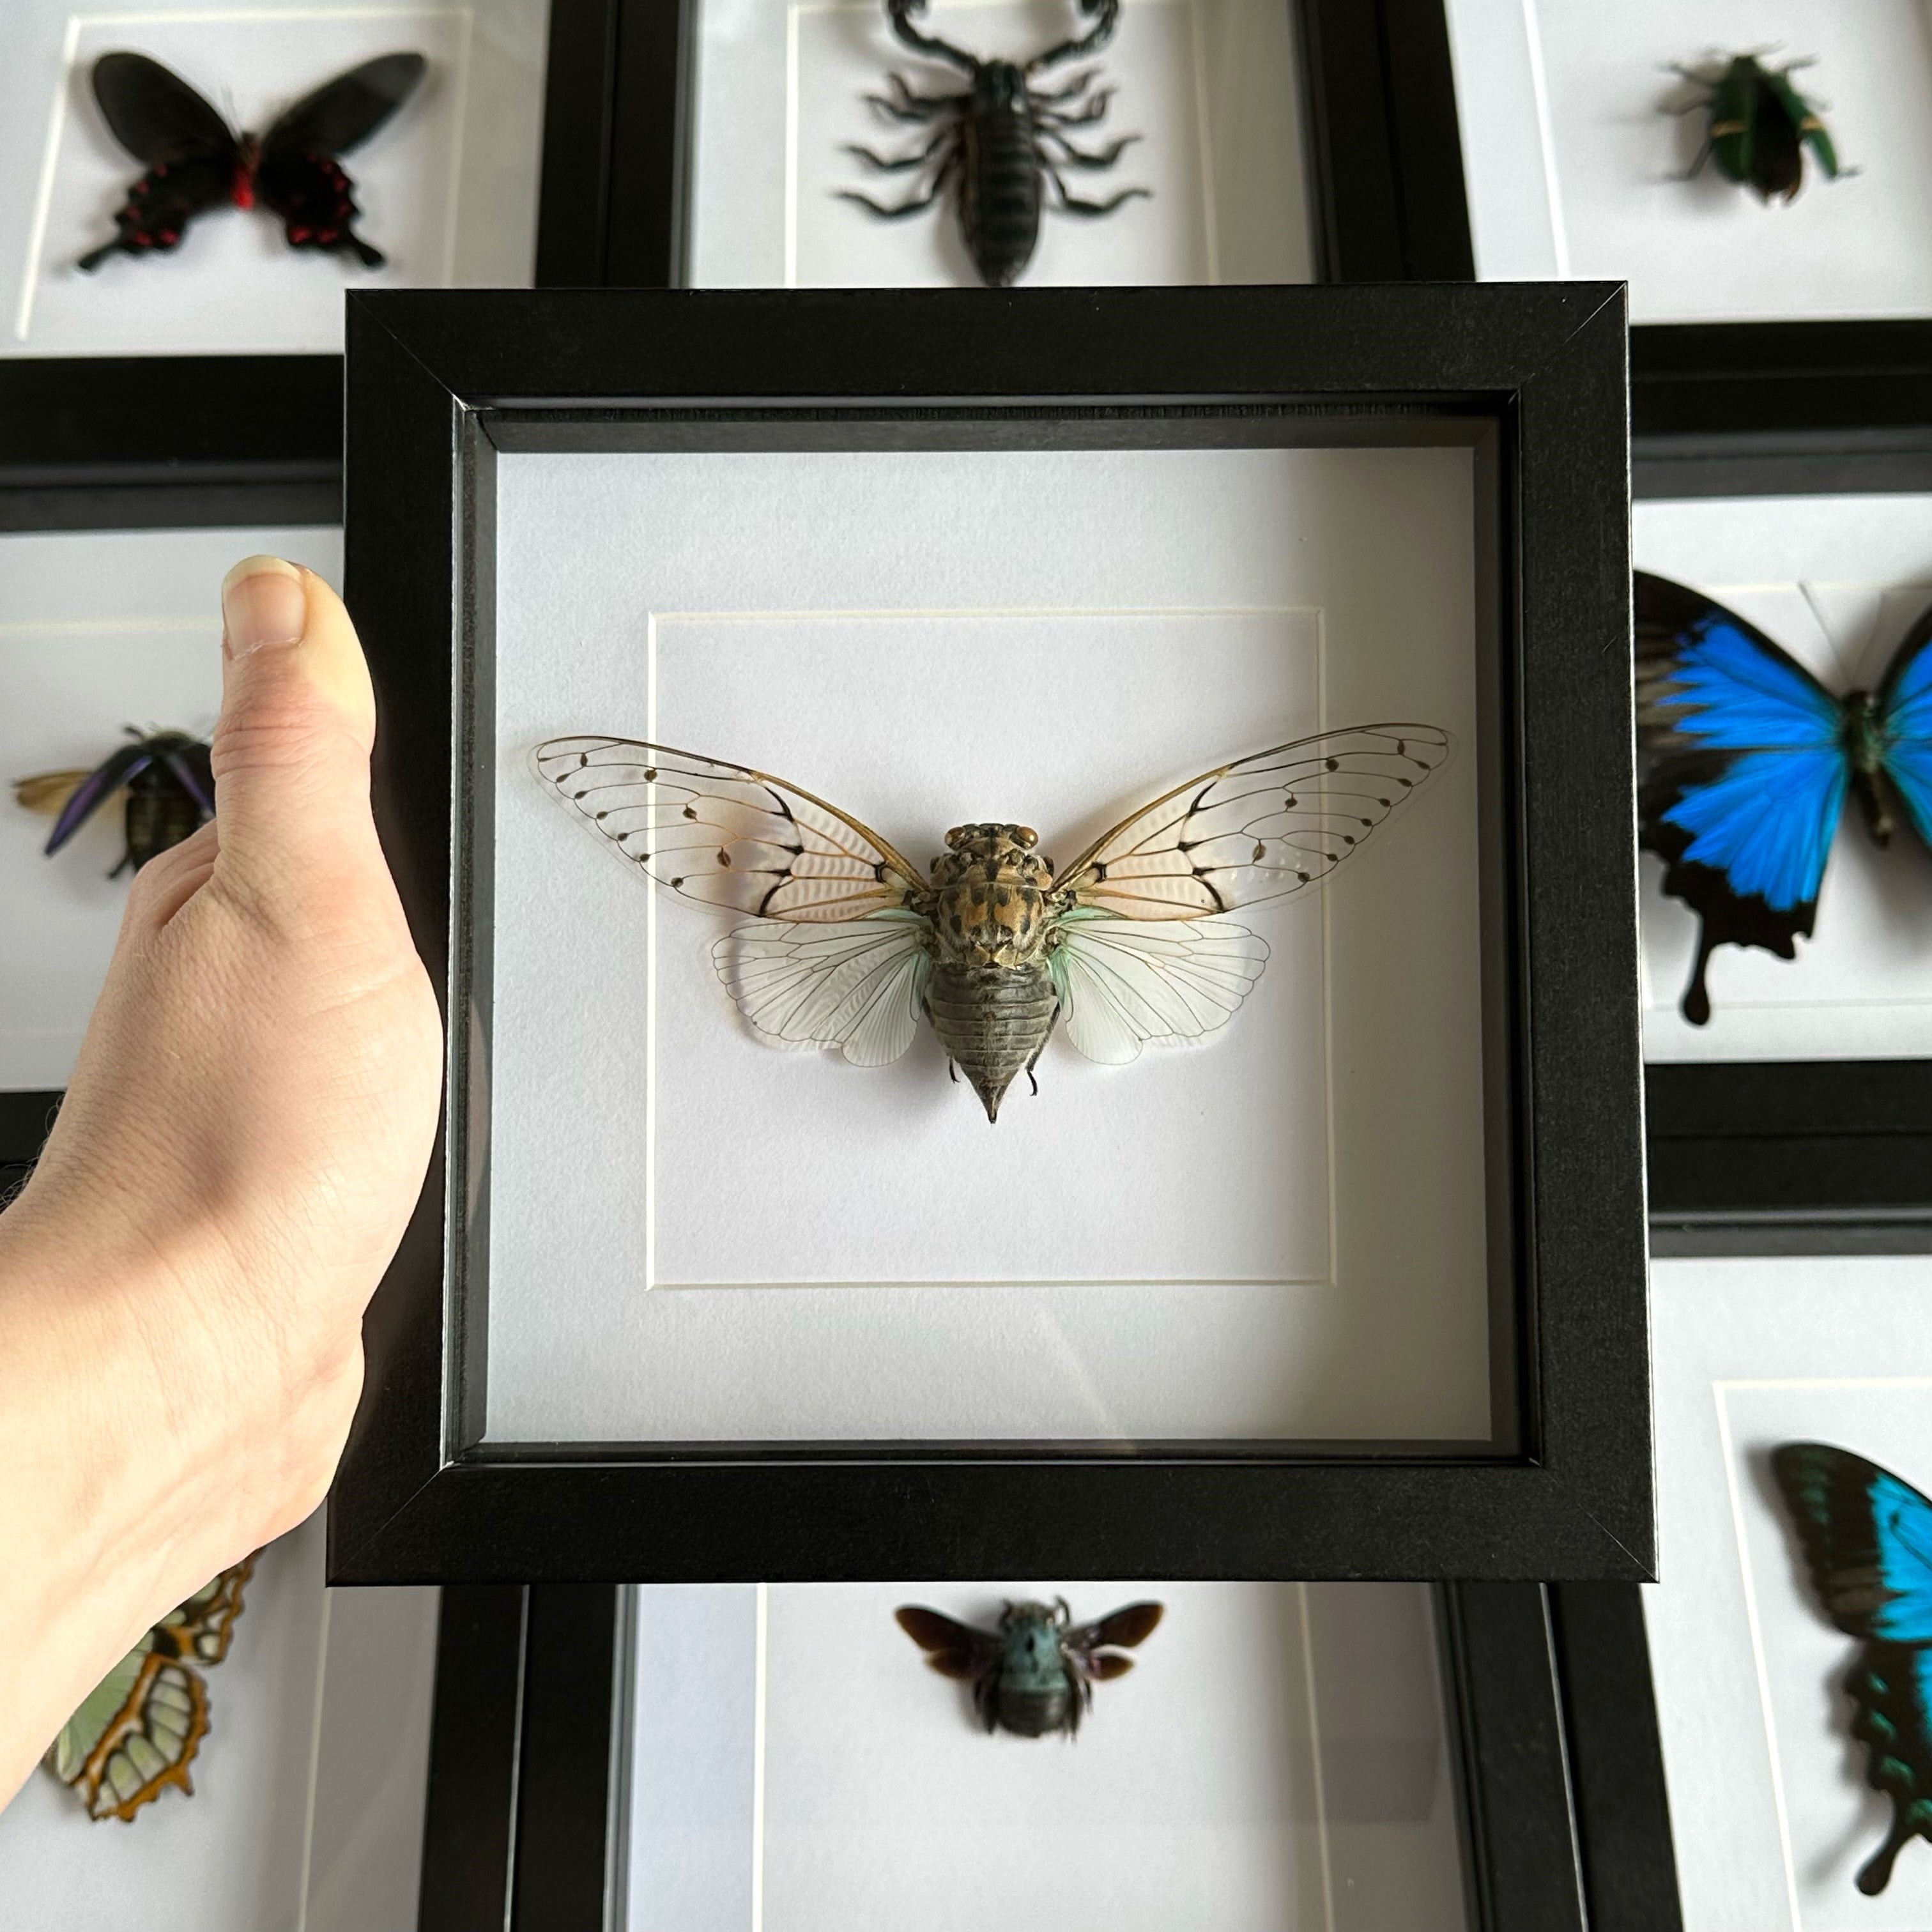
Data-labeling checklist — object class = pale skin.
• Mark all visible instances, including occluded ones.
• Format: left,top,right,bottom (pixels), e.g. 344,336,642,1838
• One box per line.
0,557,442,1809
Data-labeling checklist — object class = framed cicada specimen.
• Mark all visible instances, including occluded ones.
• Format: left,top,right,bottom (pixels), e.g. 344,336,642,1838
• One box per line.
335,281,1645,1587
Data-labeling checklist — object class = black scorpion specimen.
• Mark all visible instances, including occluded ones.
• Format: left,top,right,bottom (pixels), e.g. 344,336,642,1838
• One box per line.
840,0,1149,287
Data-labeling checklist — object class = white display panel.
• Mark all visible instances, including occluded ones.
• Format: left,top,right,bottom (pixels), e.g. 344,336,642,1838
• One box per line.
1,1,549,357
1445,0,1932,323
0,1511,439,1932
1648,1257,1932,1932
0,524,343,1092
688,0,1312,287
486,443,1489,1444
624,1579,1466,1932
1633,495,1932,1061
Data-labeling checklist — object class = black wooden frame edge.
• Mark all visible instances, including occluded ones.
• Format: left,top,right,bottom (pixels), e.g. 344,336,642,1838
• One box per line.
0,0,654,510
333,281,1649,1585
1632,323,1932,1234
1300,0,1475,282
418,1580,1605,1932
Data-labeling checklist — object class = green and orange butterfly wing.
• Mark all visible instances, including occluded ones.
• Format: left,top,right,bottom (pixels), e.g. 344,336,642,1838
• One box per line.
46,1555,254,1822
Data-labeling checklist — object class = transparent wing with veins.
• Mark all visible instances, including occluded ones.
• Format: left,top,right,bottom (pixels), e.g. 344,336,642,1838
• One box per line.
532,737,929,919
1052,724,1453,919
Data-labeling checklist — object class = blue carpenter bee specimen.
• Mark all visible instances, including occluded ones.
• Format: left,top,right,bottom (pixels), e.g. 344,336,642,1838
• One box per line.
1664,51,1843,203
1635,571,1932,1023
840,0,1149,287
13,727,214,875
895,1597,1163,1736
1775,1444,1932,1894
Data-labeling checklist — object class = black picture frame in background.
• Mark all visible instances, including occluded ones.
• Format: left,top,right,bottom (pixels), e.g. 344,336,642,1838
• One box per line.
648,0,1471,290
0,0,658,521
417,1578,1676,1932
334,280,1647,1586
1632,322,1932,1254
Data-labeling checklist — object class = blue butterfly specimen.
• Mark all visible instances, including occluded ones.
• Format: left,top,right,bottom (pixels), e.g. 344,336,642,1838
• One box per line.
1635,571,1932,1022
1774,1442,1932,1894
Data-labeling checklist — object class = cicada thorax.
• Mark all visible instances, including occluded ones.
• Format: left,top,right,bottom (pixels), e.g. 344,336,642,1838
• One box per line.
124,758,206,873
924,822,1060,1121
956,63,1043,288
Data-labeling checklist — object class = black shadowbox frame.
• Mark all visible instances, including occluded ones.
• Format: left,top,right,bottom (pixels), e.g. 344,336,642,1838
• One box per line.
413,1578,1682,1932
0,0,671,516
1633,322,1932,1254
332,279,1648,1586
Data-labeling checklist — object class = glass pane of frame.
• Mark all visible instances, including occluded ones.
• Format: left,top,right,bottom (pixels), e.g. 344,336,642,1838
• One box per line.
1646,1254,1932,1927
0,0,553,358
479,423,1498,1448
1445,0,1932,325
620,1579,1468,1932
0,1512,439,1932
685,0,1314,288
0,523,343,1094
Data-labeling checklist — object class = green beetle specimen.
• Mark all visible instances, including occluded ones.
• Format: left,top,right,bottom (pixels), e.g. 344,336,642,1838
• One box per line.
1668,52,1842,203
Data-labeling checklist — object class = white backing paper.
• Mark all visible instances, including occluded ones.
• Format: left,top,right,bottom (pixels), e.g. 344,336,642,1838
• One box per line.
0,1512,439,1932
688,0,1311,286
1633,495,1932,1061
486,443,1489,1443
1445,0,1932,323
625,1579,1466,1932
1648,1257,1932,1932
0,525,343,1091
1,1,548,356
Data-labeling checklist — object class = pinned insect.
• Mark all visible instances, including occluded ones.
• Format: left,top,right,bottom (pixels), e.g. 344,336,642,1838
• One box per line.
1665,51,1842,203
48,1558,254,1821
79,50,425,270
1774,1444,1932,1894
896,1597,1163,1737
14,728,214,874
533,725,1450,1121
1636,572,1932,1024
839,0,1149,286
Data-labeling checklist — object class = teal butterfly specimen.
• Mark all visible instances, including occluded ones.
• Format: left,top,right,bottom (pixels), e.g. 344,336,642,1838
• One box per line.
46,1558,254,1821
1774,1444,1932,1894
896,1597,1164,1736
1666,53,1843,202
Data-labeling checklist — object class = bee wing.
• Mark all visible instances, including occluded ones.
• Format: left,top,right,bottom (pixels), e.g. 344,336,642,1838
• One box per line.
38,741,161,855
1048,914,1268,1065
895,1606,999,1680
713,913,932,1065
1066,1600,1165,1656
159,739,216,818
1052,726,1453,919
533,737,927,921
13,769,94,816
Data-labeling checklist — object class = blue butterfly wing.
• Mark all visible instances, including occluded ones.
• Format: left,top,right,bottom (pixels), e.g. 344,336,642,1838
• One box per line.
1774,1443,1932,1641
1878,597,1932,853
1635,572,1849,1023
1774,1443,1932,1895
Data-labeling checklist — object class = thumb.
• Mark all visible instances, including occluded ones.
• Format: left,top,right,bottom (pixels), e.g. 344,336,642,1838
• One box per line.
211,556,378,888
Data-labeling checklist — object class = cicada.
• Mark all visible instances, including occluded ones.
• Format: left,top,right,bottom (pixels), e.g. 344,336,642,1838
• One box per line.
533,724,1450,1122
895,1597,1164,1737
13,727,213,875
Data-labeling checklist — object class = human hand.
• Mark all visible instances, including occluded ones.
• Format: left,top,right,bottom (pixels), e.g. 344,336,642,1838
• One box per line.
0,557,442,1806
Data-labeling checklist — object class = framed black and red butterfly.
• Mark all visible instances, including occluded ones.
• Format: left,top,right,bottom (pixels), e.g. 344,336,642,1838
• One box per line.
79,50,426,272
